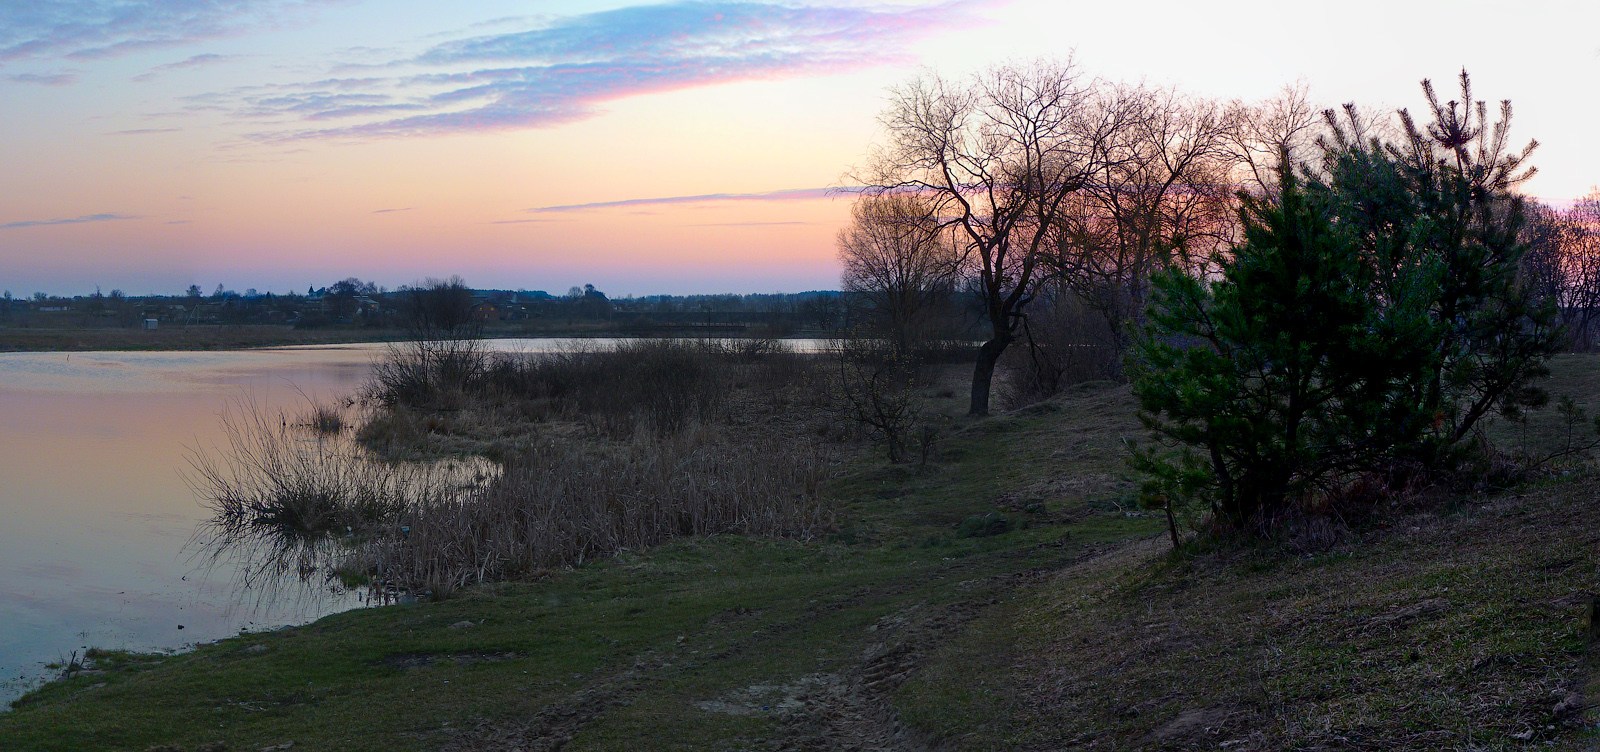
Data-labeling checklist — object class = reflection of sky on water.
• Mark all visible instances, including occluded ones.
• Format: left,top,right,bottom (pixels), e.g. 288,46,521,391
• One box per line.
0,337,829,706
0,347,382,706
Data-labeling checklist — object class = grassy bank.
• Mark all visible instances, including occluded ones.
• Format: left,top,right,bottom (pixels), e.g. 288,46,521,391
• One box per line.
3,356,1596,750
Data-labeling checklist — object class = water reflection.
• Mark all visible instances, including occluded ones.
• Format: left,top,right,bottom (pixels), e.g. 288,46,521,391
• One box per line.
186,397,495,607
0,348,377,706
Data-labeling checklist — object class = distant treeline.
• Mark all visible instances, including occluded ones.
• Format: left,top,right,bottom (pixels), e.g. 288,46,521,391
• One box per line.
0,279,888,336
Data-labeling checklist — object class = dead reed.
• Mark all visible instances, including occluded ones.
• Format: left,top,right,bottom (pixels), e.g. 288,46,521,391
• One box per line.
192,339,840,597
353,424,832,595
186,399,468,588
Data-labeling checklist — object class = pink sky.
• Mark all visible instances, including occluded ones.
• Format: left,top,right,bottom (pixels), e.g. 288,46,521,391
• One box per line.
1,0,1596,296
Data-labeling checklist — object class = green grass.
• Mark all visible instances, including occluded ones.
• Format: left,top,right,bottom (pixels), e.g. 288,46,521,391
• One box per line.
3,359,1597,751
898,484,1600,748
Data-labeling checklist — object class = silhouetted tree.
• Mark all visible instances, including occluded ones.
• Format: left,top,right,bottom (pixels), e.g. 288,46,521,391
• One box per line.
400,276,477,340
863,59,1124,415
1524,193,1600,350
838,192,964,355
1050,84,1239,354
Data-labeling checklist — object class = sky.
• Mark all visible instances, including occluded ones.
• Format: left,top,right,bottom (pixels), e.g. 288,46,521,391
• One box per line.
1,0,1597,297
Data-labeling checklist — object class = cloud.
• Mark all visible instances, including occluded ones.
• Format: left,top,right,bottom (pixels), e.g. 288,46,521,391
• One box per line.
0,213,138,230
0,2,338,64
371,207,412,214
4,70,78,85
526,187,852,213
222,1,980,140
685,220,813,227
132,52,238,82
108,127,181,135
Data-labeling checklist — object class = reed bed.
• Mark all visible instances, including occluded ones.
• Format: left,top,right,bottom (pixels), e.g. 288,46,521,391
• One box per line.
192,339,839,597
187,400,482,589
355,425,832,595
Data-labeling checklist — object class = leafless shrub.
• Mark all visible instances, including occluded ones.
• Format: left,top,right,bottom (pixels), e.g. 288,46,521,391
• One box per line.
833,335,922,462
364,336,488,409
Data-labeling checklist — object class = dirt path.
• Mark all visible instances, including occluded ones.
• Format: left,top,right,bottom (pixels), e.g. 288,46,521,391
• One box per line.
439,538,1148,752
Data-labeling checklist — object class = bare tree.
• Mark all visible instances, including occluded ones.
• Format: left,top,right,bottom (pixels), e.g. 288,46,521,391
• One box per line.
1050,84,1240,352
372,276,485,407
1526,193,1600,350
1562,194,1600,350
862,59,1119,415
1224,83,1321,194
838,192,963,355
399,275,477,341
833,334,922,463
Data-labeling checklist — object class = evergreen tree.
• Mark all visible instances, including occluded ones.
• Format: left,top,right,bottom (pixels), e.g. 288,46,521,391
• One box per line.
1310,71,1561,468
1131,72,1563,537
1131,166,1436,531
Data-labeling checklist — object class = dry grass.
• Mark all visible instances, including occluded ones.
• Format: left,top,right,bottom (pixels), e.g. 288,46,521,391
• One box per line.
353,425,835,596
885,356,1600,750
195,339,845,598
900,472,1600,751
186,400,466,589
298,402,346,435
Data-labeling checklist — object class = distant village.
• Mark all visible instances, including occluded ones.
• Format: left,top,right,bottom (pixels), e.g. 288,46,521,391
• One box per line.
0,279,851,336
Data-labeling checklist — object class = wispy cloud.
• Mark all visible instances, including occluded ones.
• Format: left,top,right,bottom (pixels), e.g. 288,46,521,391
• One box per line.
0,213,138,230
4,70,78,85
108,127,181,135
0,2,338,64
216,1,978,140
132,52,239,82
685,220,813,227
527,187,850,213
371,207,412,214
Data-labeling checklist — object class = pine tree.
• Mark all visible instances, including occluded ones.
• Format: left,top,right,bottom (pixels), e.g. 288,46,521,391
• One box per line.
1131,167,1436,530
1310,71,1561,468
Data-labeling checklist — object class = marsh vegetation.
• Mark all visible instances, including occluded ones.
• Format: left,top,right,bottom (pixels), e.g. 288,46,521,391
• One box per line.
190,336,876,598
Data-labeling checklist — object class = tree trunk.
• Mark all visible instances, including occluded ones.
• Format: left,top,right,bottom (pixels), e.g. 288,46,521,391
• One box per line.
968,337,1010,416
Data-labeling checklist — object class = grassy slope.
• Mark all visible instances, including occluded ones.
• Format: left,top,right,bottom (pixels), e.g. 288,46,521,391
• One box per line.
2,361,1597,751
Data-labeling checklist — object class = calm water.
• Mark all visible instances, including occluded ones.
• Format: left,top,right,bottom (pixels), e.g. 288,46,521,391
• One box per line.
0,346,380,705
0,338,827,706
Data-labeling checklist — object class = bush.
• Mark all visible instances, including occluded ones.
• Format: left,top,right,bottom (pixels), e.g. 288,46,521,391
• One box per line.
1131,74,1562,540
1000,285,1122,408
833,335,922,462
364,337,487,408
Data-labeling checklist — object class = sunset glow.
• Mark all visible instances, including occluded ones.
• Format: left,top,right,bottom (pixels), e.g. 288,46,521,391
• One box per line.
2,0,1596,296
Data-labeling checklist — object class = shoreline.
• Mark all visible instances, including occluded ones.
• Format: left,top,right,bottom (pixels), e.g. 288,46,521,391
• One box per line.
0,324,838,354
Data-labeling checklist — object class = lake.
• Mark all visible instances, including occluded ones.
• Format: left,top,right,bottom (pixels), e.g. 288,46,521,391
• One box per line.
0,338,830,706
